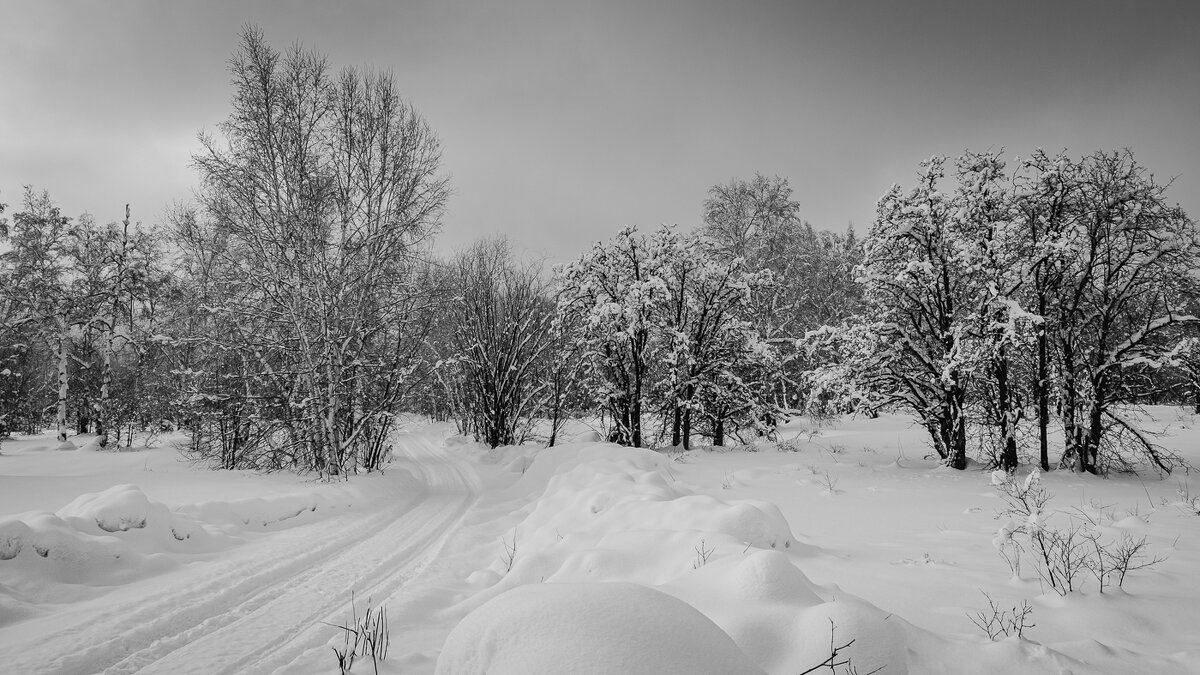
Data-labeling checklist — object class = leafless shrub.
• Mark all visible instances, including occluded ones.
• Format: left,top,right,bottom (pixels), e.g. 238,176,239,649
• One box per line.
797,619,884,675
993,470,1164,595
692,539,714,569
1176,482,1200,516
818,471,840,494
1085,531,1165,592
967,591,1034,640
501,532,518,573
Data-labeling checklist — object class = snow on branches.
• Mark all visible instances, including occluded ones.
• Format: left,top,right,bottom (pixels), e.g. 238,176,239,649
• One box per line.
806,149,1200,474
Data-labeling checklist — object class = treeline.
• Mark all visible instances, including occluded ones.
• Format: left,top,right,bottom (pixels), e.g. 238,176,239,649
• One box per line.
808,150,1200,475
3,29,1197,478
0,29,857,476
428,209,859,453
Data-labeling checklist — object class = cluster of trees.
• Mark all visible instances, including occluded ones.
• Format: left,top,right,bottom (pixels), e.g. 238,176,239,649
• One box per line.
2,29,447,476
5,29,1196,480
810,150,1200,475
0,191,164,448
427,179,861,453
0,29,856,475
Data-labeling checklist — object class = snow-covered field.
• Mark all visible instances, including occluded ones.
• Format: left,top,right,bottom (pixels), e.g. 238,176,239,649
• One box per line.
3,410,1200,674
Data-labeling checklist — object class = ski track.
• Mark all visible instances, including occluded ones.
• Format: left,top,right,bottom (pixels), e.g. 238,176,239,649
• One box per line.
0,430,477,675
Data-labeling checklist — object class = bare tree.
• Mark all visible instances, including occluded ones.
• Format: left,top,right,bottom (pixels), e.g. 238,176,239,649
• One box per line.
437,239,558,448
187,27,448,474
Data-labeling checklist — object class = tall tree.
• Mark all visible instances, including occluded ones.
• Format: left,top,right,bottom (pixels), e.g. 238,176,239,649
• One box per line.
5,189,78,442
852,158,974,468
1048,151,1199,474
701,174,861,414
187,27,447,474
556,226,673,448
658,231,771,448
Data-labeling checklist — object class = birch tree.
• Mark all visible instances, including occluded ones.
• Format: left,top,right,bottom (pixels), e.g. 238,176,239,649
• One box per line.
188,27,447,474
5,189,78,442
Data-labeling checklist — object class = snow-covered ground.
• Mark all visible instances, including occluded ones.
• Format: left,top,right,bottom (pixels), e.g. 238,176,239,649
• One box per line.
2,409,1199,673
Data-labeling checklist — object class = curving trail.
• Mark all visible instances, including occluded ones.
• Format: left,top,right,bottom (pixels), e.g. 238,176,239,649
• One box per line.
0,429,478,675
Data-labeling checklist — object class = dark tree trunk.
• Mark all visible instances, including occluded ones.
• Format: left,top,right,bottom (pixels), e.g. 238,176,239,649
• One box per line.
1036,297,1050,471
630,395,642,448
670,404,682,448
993,341,1018,472
681,407,692,450
945,380,968,470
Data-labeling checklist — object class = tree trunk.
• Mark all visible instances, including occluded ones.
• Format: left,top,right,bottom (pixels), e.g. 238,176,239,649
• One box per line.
98,325,113,448
670,403,682,448
945,380,968,470
629,357,644,448
713,416,725,448
56,330,69,443
681,406,692,450
1080,399,1103,475
1036,297,1050,471
1060,340,1080,470
993,342,1018,472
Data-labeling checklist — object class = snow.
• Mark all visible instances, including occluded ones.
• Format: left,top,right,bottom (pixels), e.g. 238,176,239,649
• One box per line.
435,582,765,675
3,410,1200,673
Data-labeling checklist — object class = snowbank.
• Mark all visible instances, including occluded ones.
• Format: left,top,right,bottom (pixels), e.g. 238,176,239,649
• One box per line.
0,484,224,589
463,443,801,606
435,581,765,675
439,441,917,674
0,478,368,595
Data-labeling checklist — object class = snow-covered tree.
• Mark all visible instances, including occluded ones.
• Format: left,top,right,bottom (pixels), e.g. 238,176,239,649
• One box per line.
811,149,1199,474
1044,151,1200,474
952,151,1037,471
848,158,976,468
557,225,776,449
556,226,672,447
657,232,772,448
701,174,861,414
184,27,448,474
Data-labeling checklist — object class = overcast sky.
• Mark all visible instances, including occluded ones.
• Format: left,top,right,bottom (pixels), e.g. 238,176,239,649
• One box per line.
2,0,1198,261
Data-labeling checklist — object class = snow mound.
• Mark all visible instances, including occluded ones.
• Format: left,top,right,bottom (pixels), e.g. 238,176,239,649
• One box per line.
0,480,365,591
59,484,186,535
435,581,765,675
663,551,906,674
0,485,225,587
468,443,801,604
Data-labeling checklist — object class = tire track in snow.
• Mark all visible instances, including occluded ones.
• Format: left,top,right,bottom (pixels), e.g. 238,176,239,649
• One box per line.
131,433,477,675
0,430,476,675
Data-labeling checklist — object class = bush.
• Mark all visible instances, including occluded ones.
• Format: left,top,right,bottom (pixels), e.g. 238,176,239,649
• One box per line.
991,469,1164,595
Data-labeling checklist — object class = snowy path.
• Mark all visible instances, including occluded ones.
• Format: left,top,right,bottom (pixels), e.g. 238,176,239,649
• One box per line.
0,430,478,675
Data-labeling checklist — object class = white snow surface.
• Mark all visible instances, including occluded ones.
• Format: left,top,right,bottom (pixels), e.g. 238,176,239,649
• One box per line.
435,581,765,675
2,409,1200,673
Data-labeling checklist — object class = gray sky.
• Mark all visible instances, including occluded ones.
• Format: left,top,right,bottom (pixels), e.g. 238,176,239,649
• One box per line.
3,0,1198,262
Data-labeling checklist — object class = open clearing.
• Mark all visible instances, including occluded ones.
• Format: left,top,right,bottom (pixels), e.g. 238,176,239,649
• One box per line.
3,410,1199,674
